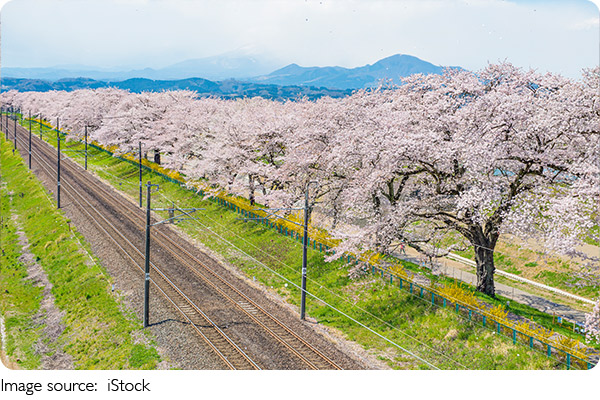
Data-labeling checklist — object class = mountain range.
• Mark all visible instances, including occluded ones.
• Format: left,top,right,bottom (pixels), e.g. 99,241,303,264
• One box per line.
2,47,283,82
1,54,457,98
0,76,352,101
252,54,446,90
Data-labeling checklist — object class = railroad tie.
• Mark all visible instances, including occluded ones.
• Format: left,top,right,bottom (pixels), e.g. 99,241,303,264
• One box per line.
238,301,258,315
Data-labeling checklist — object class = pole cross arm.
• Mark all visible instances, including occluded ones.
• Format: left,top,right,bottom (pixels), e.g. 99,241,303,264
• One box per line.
150,207,204,226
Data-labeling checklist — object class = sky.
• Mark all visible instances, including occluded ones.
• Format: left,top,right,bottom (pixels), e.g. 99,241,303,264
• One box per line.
0,0,599,78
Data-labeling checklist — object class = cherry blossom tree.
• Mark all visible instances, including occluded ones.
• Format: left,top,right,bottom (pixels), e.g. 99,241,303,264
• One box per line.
143,90,200,167
312,64,599,297
188,97,294,205
93,91,164,158
59,88,129,139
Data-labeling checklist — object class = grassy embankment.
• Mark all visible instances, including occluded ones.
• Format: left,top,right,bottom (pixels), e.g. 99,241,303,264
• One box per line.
0,137,160,369
453,241,599,302
19,119,595,370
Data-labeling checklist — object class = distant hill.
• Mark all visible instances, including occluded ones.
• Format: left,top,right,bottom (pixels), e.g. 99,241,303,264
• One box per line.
156,49,282,80
1,48,283,82
250,54,449,89
2,54,460,94
0,76,351,101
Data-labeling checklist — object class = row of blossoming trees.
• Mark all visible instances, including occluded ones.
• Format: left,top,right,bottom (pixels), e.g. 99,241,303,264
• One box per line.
3,63,599,308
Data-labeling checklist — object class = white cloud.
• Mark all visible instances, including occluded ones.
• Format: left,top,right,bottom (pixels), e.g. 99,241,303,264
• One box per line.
570,17,600,30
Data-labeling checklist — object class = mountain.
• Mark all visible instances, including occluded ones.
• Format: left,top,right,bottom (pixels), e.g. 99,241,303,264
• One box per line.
156,49,282,81
1,48,284,82
0,77,351,101
2,54,459,92
250,54,447,89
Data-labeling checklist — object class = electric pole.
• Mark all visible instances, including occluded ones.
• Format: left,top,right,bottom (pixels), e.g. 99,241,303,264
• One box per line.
142,182,201,328
13,112,17,150
28,111,32,169
243,181,318,321
143,181,153,328
300,181,318,320
139,141,143,208
57,118,61,209
84,125,88,170
2,108,6,140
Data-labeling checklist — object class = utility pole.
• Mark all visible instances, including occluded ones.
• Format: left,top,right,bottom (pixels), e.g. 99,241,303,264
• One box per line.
242,180,318,321
139,142,143,208
13,112,17,150
39,115,43,139
300,181,318,320
2,107,5,140
142,181,201,328
143,181,154,328
28,111,32,169
57,118,61,209
84,125,88,170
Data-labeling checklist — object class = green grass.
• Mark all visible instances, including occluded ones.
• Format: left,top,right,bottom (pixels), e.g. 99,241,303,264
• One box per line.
379,250,595,348
0,192,44,369
583,226,599,246
534,271,599,299
474,290,600,352
0,137,161,369
443,244,598,301
22,123,593,369
524,262,538,268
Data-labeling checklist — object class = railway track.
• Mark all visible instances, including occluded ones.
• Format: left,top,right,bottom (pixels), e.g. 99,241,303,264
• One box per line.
7,121,260,370
6,117,342,370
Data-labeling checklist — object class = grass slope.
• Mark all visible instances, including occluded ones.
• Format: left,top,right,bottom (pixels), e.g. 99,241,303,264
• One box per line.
0,137,160,369
0,189,44,369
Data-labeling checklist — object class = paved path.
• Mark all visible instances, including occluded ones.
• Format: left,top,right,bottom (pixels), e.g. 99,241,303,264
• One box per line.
394,247,589,324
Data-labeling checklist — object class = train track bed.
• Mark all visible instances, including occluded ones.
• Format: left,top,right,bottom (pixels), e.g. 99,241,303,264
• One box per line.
7,122,370,370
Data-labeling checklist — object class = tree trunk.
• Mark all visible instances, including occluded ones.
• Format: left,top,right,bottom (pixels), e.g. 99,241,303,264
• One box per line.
153,150,161,165
248,174,255,206
473,238,496,297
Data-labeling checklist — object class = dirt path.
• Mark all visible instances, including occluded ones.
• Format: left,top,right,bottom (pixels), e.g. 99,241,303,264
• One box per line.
11,215,74,370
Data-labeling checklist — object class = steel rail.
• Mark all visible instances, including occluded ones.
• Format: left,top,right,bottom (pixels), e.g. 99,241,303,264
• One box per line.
155,233,342,370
